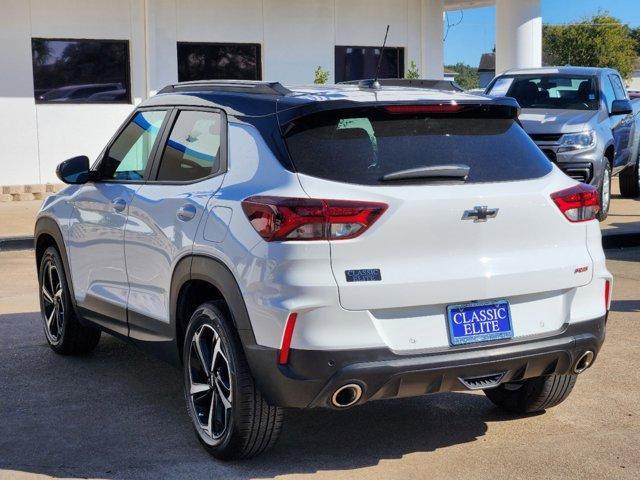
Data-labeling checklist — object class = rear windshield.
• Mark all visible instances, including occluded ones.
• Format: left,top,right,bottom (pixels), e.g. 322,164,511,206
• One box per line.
283,108,552,185
488,75,599,110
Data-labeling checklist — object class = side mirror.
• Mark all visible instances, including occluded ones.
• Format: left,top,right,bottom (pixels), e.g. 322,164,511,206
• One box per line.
56,156,91,184
610,99,632,116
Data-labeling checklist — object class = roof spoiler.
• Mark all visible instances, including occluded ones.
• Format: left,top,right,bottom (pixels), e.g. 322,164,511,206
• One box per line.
339,78,464,92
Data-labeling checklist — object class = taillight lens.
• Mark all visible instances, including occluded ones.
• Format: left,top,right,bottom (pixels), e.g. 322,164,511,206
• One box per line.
551,184,600,222
605,280,611,311
241,196,387,241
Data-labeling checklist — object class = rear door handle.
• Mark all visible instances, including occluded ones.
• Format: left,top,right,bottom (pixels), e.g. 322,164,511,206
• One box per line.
177,204,197,221
111,197,127,213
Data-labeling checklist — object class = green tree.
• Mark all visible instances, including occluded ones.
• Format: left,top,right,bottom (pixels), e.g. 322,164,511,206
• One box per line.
630,26,640,56
543,13,636,79
445,63,479,90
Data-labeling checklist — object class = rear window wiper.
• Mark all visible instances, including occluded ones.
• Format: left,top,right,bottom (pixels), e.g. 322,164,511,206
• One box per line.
380,164,470,182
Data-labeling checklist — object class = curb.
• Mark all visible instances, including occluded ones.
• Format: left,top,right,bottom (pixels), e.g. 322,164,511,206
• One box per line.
0,231,638,253
0,236,34,252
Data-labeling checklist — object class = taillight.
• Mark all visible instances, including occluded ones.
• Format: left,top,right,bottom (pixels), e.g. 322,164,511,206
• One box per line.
551,184,600,222
605,280,611,311
241,196,387,241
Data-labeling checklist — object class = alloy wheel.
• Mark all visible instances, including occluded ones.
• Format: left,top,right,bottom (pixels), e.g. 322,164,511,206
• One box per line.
41,259,65,344
187,323,233,444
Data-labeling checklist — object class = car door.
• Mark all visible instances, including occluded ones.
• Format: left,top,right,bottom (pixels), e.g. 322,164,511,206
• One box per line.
124,107,227,342
604,73,633,170
67,109,169,335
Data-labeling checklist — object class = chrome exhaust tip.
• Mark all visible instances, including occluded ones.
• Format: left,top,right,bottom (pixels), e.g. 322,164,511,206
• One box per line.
574,350,595,374
331,383,363,408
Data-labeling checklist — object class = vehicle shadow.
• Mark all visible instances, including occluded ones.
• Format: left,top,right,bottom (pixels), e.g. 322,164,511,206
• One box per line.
0,312,524,480
610,299,640,313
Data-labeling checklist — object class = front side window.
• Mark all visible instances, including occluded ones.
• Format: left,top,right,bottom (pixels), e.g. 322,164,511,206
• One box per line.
609,74,628,100
100,110,167,181
177,42,261,81
335,46,404,83
31,38,130,104
156,110,222,182
601,76,617,112
488,75,598,110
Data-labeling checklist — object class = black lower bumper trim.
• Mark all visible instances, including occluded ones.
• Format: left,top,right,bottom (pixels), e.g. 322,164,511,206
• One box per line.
244,316,606,409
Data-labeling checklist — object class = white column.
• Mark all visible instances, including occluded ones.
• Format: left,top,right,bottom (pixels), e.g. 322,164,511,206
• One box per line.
421,0,444,79
144,0,178,97
495,0,541,74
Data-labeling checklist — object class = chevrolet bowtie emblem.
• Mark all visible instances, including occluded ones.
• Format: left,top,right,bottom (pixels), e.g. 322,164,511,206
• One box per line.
462,206,499,222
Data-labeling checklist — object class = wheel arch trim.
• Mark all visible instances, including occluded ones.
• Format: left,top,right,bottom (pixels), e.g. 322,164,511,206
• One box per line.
170,254,258,352
34,217,78,312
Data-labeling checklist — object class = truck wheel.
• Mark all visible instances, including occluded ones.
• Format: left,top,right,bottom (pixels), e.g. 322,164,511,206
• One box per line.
38,246,101,354
484,374,577,414
619,156,640,198
597,160,611,221
183,301,283,460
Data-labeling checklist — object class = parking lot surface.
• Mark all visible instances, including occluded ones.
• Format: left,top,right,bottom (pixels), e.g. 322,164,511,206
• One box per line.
0,248,639,480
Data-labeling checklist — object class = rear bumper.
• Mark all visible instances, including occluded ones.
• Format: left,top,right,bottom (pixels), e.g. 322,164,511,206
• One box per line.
244,315,606,409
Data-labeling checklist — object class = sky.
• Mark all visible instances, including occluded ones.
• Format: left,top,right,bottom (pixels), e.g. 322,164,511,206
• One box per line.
444,0,640,67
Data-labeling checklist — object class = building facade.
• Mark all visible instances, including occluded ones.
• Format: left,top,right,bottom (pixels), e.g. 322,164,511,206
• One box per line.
0,0,542,186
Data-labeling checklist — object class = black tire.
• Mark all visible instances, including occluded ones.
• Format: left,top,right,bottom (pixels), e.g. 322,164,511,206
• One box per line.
619,156,640,198
484,374,577,414
597,160,612,221
38,246,101,355
183,301,283,460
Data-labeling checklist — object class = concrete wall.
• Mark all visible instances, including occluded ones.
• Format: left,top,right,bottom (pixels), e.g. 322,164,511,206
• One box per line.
0,0,426,185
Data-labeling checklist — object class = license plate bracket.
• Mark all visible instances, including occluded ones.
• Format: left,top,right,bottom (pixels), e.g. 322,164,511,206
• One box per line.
447,300,513,346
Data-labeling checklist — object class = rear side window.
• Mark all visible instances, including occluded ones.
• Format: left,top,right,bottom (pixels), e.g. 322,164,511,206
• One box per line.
283,108,552,185
156,110,222,182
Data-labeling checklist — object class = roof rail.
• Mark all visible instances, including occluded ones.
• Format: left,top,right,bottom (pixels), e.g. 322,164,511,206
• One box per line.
158,80,292,96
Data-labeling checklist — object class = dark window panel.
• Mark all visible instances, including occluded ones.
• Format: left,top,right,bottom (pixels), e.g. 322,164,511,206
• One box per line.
177,42,262,82
334,46,405,83
31,38,131,104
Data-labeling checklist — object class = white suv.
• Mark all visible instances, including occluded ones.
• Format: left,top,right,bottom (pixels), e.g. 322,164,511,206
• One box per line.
35,80,611,460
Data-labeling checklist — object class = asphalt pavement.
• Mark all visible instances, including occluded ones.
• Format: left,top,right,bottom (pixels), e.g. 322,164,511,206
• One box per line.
0,248,639,480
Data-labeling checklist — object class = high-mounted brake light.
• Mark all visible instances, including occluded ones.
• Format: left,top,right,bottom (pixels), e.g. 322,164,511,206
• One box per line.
241,196,387,241
278,313,298,365
384,104,464,114
551,184,600,222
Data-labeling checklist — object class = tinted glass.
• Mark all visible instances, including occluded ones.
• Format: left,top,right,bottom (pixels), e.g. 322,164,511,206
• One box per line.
602,76,617,112
31,39,130,103
100,111,167,181
609,74,627,100
489,75,598,110
156,110,222,182
335,46,404,82
284,109,552,185
177,42,261,81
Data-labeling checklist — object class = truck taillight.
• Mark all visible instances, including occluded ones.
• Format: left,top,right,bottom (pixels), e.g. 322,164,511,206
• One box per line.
605,280,611,311
241,196,387,241
551,184,600,222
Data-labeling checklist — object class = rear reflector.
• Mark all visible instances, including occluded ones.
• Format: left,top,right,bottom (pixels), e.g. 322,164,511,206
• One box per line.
384,104,463,114
278,313,298,365
241,196,387,241
605,280,611,311
551,183,600,222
